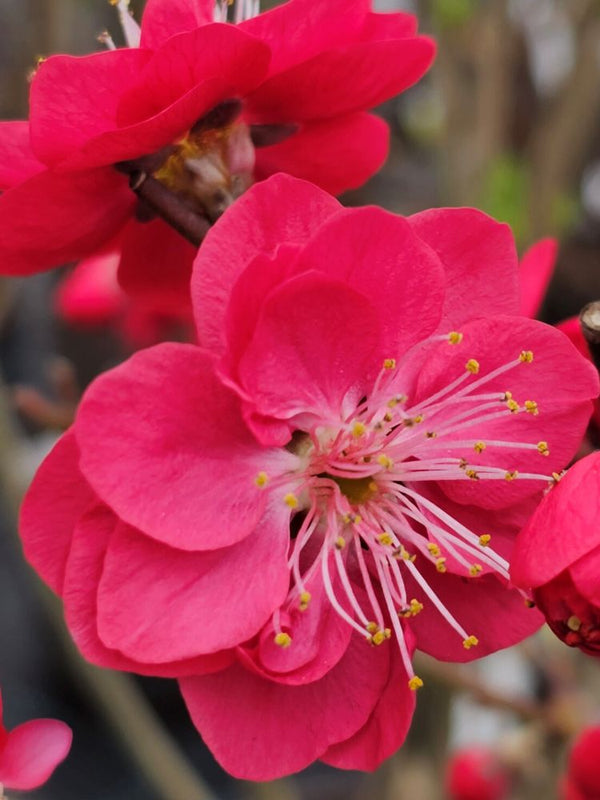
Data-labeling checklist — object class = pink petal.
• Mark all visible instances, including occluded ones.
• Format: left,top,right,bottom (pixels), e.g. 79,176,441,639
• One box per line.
0,719,72,790
254,112,390,195
192,174,341,353
63,27,270,170
0,122,44,189
0,167,134,275
29,49,153,167
252,562,353,685
63,504,233,677
404,560,543,662
96,508,290,661
180,632,391,780
238,273,382,428
569,545,600,606
408,208,520,329
322,635,416,770
19,430,94,595
245,38,435,123
413,315,599,509
75,343,297,550
117,218,196,314
359,11,418,39
140,0,214,49
56,237,125,326
519,238,558,318
511,452,600,589
289,206,445,356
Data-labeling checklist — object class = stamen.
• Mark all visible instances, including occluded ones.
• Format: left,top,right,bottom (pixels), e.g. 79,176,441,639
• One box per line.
274,632,292,648
408,675,424,691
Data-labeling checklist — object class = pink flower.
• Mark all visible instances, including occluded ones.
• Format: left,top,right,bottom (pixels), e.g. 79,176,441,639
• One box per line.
0,0,434,314
20,176,598,779
561,727,600,800
519,238,558,319
445,747,510,800
0,690,72,791
511,452,600,656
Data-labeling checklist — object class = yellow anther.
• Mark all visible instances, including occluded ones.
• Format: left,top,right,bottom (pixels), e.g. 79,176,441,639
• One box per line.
473,441,486,454
466,469,479,481
352,421,367,437
459,458,468,470
426,431,437,439
504,391,513,400
552,471,563,484
448,331,463,345
254,471,269,488
352,514,362,525
427,543,441,557
414,414,424,424
383,628,391,639
335,536,346,550
504,470,518,481
388,395,406,408
462,635,479,650
404,415,424,427
274,632,292,648
524,400,539,416
567,615,582,632
368,481,378,494
519,350,534,363
284,493,299,508
409,598,424,616
537,441,550,456
377,454,393,469
524,598,536,609
366,621,379,634
378,532,393,546
383,411,393,422
370,630,386,646
478,534,491,547
469,564,483,577
299,591,311,611
506,398,520,413
435,557,447,573
383,358,396,370
408,675,424,691
465,359,480,374
394,545,416,562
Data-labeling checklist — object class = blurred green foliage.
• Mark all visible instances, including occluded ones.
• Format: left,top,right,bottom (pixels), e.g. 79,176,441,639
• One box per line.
431,0,478,30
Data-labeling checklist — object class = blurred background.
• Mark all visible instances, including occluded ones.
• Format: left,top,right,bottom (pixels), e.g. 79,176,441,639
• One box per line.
0,1,599,798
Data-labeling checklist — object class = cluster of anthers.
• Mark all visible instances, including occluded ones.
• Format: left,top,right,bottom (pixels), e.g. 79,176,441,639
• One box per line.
255,334,555,690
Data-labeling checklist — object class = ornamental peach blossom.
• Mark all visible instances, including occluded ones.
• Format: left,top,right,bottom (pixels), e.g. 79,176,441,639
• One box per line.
0,0,434,316
20,176,598,779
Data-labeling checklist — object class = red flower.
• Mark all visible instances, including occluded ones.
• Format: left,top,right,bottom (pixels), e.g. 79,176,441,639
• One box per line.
0,690,71,791
561,727,600,800
519,238,558,319
0,0,434,314
511,452,600,656
445,748,510,800
20,176,598,779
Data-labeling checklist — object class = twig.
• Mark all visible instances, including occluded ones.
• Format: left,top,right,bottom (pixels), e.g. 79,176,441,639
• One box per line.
580,301,600,372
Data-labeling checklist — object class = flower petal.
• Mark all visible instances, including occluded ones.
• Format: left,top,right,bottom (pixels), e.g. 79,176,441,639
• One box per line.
519,238,558,318
0,122,44,189
0,167,134,275
322,634,416,770
404,561,543,661
412,316,599,509
63,504,233,677
180,632,391,780
290,206,445,357
29,49,153,167
245,38,435,123
19,429,94,595
192,174,341,354
140,0,214,49
238,272,382,427
96,506,290,660
0,719,72,790
76,343,295,550
408,208,520,329
253,112,389,196
511,452,600,589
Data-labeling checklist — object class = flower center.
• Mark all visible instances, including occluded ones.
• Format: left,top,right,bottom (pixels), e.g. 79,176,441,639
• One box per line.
255,336,553,689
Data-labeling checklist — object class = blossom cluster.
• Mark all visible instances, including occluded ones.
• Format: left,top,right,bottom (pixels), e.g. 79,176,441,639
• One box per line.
1,0,600,786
